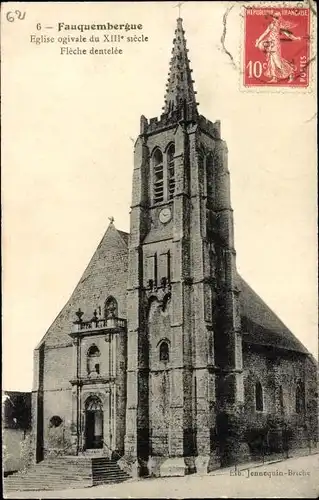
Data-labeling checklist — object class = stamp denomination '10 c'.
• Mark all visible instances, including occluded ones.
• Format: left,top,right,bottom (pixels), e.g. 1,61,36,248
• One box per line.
244,7,310,87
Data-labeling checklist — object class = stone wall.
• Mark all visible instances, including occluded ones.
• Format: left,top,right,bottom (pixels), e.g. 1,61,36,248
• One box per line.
32,224,129,459
43,388,73,457
243,345,318,455
148,299,172,456
4,429,32,474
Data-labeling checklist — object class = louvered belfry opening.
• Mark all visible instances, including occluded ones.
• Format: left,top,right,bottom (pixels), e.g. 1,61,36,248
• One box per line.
167,144,175,200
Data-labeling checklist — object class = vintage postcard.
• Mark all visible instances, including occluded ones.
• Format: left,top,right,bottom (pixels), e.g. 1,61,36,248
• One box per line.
2,1,318,498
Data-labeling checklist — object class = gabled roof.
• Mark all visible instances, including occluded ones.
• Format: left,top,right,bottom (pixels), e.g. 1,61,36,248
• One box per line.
35,223,129,349
117,230,129,246
239,276,309,355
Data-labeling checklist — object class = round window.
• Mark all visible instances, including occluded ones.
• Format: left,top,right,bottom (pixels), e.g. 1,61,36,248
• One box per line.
49,415,63,428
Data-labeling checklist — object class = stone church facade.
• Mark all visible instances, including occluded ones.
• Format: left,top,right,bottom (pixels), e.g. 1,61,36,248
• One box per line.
31,19,318,477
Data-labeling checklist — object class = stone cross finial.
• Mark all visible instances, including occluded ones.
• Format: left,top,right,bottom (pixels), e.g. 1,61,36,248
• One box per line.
108,216,115,224
174,1,185,18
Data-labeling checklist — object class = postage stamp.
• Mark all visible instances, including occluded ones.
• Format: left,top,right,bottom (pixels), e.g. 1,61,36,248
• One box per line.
243,7,311,87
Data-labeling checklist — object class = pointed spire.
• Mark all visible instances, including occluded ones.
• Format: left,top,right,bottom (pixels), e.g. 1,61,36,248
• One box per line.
163,18,198,116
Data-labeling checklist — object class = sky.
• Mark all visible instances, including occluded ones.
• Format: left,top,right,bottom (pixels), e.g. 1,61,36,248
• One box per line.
2,1,318,391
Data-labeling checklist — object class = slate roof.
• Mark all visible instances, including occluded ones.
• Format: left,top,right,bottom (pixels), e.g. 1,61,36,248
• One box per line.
117,230,129,246
239,276,309,355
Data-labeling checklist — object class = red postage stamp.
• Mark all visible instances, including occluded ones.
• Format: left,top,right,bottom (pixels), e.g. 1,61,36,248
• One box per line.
243,7,311,87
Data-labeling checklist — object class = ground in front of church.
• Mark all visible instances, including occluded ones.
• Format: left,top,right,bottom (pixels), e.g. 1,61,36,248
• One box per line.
5,454,319,498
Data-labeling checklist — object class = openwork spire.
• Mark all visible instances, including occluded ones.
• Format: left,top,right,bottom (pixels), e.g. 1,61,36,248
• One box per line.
163,18,198,115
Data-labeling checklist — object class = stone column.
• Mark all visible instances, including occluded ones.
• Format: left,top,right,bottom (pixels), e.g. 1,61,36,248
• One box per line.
70,338,79,454
31,349,39,464
194,368,212,472
213,140,248,466
124,323,140,475
187,126,215,473
79,408,85,452
105,333,111,378
35,343,45,463
116,330,127,455
160,123,188,477
70,385,78,454
103,389,111,456
124,133,149,477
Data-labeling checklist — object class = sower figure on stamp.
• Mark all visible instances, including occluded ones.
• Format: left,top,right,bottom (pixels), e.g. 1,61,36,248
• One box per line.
255,12,301,83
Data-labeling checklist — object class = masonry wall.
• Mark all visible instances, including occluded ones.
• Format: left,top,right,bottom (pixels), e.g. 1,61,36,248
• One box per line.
4,429,32,474
32,225,129,458
243,345,318,453
148,299,172,456
304,355,318,442
43,389,73,456
41,345,73,457
116,330,127,454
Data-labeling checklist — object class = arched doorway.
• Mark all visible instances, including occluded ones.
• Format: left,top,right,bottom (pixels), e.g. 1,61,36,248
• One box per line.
85,396,103,449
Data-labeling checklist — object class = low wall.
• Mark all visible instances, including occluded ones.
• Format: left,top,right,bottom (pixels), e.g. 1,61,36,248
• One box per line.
3,429,32,474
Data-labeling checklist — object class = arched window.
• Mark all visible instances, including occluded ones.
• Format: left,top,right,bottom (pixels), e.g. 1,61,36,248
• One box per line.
296,380,305,414
167,144,175,200
159,341,169,362
85,396,103,412
105,297,118,320
87,345,101,376
255,381,264,412
153,149,164,203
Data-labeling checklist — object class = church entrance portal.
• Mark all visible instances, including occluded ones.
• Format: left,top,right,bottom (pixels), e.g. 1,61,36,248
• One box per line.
85,396,103,449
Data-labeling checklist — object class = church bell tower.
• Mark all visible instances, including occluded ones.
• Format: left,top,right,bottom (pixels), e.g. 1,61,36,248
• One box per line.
125,17,244,477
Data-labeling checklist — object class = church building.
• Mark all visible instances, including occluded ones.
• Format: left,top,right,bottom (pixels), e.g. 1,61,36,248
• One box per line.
31,18,318,478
